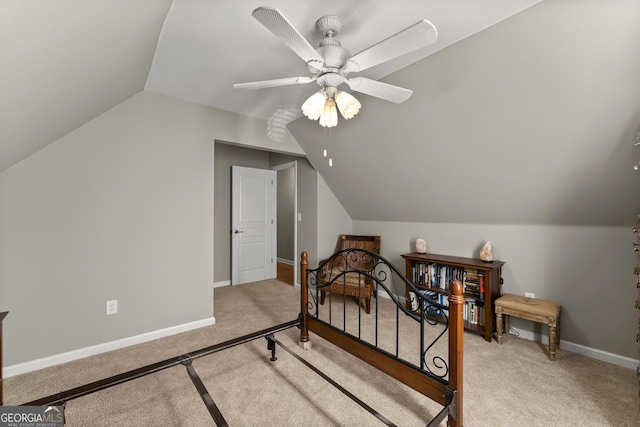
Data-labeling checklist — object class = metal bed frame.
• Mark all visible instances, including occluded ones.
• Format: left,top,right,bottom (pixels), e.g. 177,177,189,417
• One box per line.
12,249,464,426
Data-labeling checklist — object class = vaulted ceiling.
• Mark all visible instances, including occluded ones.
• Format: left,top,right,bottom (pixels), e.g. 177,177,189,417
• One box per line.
2,0,639,226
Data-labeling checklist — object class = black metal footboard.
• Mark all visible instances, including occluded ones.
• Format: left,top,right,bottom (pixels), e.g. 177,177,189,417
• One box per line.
300,249,464,427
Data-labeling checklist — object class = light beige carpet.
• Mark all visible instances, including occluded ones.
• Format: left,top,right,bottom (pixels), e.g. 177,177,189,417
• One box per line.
4,279,639,426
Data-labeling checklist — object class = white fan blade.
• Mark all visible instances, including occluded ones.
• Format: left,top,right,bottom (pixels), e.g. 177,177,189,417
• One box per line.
252,7,324,64
349,20,437,72
346,77,413,103
234,76,317,90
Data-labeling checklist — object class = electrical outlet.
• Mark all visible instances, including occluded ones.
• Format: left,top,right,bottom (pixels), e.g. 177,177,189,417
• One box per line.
524,292,535,299
106,300,118,315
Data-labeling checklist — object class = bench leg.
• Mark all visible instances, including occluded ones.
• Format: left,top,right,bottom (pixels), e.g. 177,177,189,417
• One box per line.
496,311,503,344
549,323,557,361
504,313,510,336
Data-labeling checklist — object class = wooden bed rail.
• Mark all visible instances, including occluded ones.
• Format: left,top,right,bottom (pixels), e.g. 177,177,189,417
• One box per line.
300,251,464,426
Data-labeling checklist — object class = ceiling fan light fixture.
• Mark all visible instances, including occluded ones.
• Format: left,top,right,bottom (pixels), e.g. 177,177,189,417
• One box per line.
302,87,360,127
335,91,361,120
238,7,438,130
319,97,338,128
301,91,326,120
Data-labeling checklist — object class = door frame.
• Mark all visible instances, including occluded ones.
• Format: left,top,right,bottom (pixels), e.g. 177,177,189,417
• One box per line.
271,160,298,287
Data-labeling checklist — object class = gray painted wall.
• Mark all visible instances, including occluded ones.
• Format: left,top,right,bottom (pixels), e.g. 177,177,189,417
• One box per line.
0,92,306,367
316,174,353,260
353,220,637,360
271,152,319,272
0,93,215,365
276,166,295,262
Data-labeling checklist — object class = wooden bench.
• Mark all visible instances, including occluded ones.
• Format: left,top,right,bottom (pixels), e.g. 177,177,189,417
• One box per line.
495,294,561,361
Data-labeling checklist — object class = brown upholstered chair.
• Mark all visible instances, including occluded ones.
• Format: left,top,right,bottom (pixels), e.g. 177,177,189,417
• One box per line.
319,234,381,314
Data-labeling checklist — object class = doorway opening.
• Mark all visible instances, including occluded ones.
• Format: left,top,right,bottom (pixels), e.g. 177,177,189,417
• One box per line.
272,161,297,286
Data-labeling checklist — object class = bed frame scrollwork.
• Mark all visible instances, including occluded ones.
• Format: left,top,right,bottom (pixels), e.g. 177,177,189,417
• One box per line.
299,249,464,427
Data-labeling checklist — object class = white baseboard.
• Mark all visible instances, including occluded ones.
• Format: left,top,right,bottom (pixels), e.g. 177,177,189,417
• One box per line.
219,279,299,288
31,284,627,380
276,258,294,266
4,317,216,378
213,280,230,288
382,290,637,370
386,288,637,370
508,326,639,370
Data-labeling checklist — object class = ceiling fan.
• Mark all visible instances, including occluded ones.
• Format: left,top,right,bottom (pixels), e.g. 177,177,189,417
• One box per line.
233,6,438,127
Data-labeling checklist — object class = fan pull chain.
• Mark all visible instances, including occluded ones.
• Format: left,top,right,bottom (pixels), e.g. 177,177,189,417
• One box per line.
323,127,333,167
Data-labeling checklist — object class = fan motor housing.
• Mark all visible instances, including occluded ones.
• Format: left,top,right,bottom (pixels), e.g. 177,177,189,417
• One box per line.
315,15,350,70
317,45,351,69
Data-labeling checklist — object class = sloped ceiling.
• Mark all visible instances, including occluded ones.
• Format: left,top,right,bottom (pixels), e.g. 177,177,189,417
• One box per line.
2,0,639,226
1,0,541,173
0,0,173,173
289,0,640,226
145,0,543,120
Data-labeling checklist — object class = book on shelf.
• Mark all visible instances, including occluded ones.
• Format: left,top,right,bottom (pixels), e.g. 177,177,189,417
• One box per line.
463,300,484,326
411,263,486,299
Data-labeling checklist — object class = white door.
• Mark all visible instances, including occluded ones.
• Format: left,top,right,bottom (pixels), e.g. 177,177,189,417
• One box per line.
231,166,277,285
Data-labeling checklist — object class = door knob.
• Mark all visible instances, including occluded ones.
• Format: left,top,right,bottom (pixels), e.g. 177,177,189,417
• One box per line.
234,230,243,234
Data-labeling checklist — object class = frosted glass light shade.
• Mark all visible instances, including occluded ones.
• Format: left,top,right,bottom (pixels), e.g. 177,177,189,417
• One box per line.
301,91,326,121
319,98,338,127
302,87,360,127
335,91,361,119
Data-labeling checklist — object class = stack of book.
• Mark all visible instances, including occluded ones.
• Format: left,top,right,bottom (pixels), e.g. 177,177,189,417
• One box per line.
464,300,484,325
411,262,467,291
463,269,484,300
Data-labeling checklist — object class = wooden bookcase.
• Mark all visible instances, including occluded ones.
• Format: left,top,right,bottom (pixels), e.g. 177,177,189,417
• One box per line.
401,253,505,342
